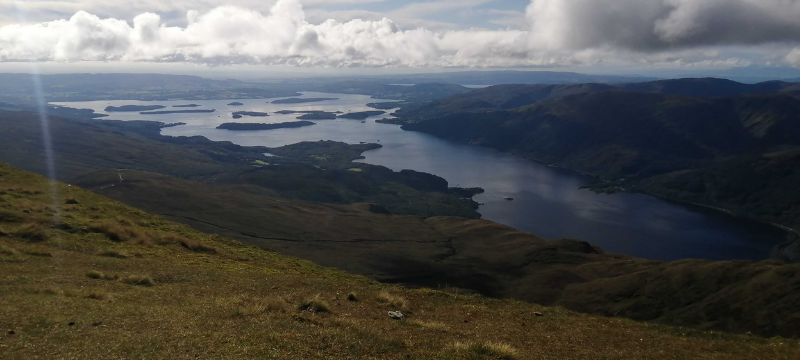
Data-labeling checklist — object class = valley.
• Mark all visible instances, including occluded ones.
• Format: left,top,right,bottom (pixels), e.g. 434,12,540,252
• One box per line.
51,93,788,262
4,1,800,357
1,74,798,342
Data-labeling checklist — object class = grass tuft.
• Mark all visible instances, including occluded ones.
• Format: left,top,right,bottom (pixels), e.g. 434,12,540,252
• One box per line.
0,244,25,262
157,233,217,254
14,223,48,242
265,298,291,313
0,244,15,256
20,249,52,257
452,342,518,360
0,209,24,223
121,274,155,287
377,291,407,309
86,270,119,281
408,319,448,332
64,198,79,205
40,287,63,296
90,220,149,243
233,297,290,317
298,295,331,313
97,249,128,259
85,290,110,301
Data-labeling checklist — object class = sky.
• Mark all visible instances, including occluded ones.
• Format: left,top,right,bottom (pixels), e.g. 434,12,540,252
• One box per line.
2,0,800,76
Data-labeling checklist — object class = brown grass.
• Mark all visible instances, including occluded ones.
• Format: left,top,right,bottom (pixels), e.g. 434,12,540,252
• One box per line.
120,274,155,287
0,244,15,256
452,342,518,360
1,164,799,360
298,295,331,313
90,218,152,244
158,232,217,254
86,270,119,281
97,249,128,258
0,209,23,223
19,249,52,257
233,297,290,317
85,290,110,301
0,244,26,263
6,187,43,195
377,291,407,309
14,223,48,242
39,287,63,296
265,298,291,313
408,319,448,332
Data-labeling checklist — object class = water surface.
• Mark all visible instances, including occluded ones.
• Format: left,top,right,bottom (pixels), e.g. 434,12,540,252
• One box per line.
54,93,787,261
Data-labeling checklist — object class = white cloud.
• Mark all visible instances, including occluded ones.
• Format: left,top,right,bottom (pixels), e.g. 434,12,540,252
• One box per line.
786,48,800,67
1,0,800,68
0,0,530,66
526,0,800,51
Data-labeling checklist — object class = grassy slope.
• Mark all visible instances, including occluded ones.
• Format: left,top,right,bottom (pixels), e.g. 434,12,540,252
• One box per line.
1,164,798,359
67,169,800,337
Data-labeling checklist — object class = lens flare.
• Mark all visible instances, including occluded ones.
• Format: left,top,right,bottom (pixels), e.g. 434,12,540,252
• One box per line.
14,1,61,235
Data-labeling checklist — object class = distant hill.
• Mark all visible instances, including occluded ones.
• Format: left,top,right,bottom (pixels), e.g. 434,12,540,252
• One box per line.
400,78,800,120
405,92,800,178
0,73,300,103
371,70,658,85
399,83,616,120
620,78,800,97
642,149,800,235
316,81,471,101
398,81,800,243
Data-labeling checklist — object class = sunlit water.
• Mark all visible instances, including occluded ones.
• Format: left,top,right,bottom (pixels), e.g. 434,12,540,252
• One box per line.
53,93,787,261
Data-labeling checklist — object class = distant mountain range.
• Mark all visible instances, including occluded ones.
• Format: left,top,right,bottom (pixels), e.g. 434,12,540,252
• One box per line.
365,70,659,85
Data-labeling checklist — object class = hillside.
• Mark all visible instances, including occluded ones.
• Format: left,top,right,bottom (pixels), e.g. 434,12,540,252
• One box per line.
371,70,657,86
0,73,301,103
393,81,800,261
1,164,799,359
65,168,800,337
399,78,800,121
641,149,800,231
0,111,479,218
3,110,800,337
405,92,800,178
398,83,615,120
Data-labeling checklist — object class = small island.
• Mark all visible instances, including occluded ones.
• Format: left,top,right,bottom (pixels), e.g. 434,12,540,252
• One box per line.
105,105,166,112
376,118,407,125
274,110,339,120
367,102,404,110
271,97,339,104
232,111,269,119
228,102,244,106
338,111,386,120
160,122,186,129
297,112,337,120
217,121,315,131
173,104,201,108
139,109,216,115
